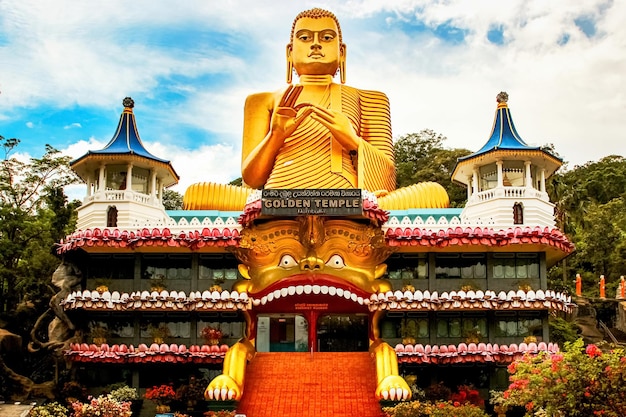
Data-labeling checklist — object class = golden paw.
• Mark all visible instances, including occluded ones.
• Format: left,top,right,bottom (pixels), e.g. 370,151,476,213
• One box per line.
204,375,242,401
375,375,411,401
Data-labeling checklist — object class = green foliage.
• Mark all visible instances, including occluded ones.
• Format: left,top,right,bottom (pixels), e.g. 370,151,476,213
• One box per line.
394,130,471,207
500,339,626,416
163,189,184,210
548,316,579,345
548,155,626,292
0,136,79,316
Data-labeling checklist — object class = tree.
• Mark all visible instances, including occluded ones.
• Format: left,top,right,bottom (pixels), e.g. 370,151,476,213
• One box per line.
547,156,626,294
162,189,183,210
0,136,78,315
394,130,471,207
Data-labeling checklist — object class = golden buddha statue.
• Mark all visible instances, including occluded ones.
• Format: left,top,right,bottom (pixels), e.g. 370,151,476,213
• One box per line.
183,8,448,211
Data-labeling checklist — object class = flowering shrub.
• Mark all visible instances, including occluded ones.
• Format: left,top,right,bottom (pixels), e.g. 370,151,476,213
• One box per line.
449,385,484,408
500,338,626,416
201,325,223,342
108,385,138,402
59,381,88,403
27,402,69,417
382,400,488,417
70,395,131,417
145,384,176,404
203,411,237,417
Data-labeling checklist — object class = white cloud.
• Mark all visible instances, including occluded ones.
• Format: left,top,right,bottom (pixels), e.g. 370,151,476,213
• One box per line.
25,122,34,128
64,123,81,130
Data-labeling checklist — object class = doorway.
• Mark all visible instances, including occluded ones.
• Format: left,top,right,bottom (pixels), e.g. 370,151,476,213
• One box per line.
256,314,308,352
317,314,368,352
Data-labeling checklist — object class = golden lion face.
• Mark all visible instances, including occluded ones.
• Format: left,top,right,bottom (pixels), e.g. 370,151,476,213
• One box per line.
232,216,393,296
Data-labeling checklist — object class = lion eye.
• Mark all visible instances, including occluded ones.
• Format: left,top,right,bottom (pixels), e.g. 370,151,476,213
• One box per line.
278,254,298,269
325,254,345,269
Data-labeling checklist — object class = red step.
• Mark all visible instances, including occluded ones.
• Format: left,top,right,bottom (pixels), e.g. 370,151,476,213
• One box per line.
236,352,384,417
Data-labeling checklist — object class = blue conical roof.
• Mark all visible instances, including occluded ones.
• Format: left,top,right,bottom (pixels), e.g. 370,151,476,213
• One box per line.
458,92,547,161
84,97,169,163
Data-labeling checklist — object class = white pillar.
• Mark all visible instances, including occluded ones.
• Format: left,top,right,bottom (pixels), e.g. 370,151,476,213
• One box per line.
472,169,479,194
466,176,472,199
126,164,133,191
540,169,546,192
86,173,92,197
496,160,503,187
524,161,532,188
98,166,106,192
150,170,157,197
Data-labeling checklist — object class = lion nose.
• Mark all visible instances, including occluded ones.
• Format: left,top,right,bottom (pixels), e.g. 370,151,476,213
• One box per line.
301,254,324,271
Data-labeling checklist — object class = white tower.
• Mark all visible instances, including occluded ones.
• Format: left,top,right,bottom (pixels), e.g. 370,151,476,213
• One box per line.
70,97,179,230
451,92,562,229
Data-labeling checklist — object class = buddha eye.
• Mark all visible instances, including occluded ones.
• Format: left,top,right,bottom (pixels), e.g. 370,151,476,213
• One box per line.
278,254,298,269
297,30,313,42
320,31,335,42
325,254,345,269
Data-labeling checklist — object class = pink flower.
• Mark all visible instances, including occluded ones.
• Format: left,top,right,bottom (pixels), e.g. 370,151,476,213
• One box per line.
586,344,602,358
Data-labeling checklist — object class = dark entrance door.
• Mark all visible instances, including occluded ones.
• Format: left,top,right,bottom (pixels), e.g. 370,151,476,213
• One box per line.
317,314,368,352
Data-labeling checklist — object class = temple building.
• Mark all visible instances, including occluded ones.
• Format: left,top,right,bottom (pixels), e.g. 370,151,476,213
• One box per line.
58,92,573,415
54,7,574,417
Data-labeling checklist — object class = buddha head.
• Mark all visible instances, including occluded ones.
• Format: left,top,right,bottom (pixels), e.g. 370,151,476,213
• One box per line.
286,8,346,83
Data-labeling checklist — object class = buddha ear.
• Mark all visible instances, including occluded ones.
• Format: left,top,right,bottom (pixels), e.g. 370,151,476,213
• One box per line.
286,44,293,84
339,43,347,84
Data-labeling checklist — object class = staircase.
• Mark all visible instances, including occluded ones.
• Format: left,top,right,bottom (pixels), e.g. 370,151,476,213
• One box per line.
236,352,384,417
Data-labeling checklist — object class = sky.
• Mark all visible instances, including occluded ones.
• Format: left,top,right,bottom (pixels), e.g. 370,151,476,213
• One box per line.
1,0,624,199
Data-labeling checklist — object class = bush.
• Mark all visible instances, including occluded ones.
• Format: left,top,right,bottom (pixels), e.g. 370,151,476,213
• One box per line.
382,400,488,417
500,338,626,416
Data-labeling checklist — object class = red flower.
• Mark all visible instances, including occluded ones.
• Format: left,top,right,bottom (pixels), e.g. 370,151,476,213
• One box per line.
586,344,602,358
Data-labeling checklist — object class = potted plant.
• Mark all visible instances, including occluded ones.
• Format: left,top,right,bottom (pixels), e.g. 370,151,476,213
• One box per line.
108,384,140,415
148,323,171,344
145,384,177,414
89,324,110,345
201,325,223,346
70,395,132,417
27,402,69,417
400,318,417,345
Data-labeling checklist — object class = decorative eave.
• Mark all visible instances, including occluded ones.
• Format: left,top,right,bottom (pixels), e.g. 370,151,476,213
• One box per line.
384,226,573,267
368,289,574,314
395,341,560,365
61,289,250,312
55,227,240,254
64,342,228,364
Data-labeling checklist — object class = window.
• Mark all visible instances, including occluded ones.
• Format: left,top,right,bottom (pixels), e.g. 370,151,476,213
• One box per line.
513,203,523,224
494,314,542,337
435,254,486,279
142,254,192,280
106,206,118,228
386,254,428,280
88,255,135,280
436,315,487,339
199,254,240,281
492,253,539,279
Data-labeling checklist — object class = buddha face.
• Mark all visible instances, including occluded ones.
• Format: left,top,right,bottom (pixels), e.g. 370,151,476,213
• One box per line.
289,16,345,77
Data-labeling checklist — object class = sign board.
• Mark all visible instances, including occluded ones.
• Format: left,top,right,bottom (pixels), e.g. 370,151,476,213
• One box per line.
261,189,362,216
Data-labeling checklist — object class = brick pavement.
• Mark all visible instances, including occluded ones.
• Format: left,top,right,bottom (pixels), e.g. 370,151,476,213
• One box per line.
236,352,385,417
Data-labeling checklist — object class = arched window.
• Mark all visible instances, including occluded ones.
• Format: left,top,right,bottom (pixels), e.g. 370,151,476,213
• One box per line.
107,206,118,228
513,203,523,225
